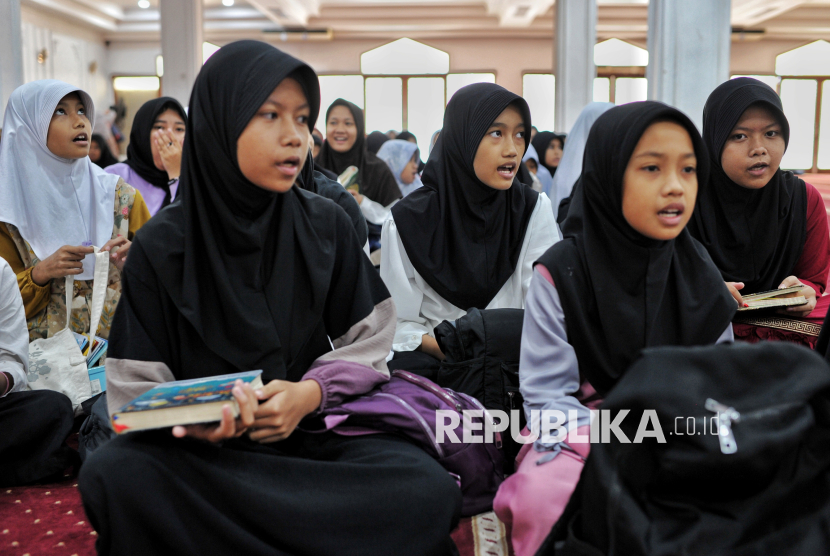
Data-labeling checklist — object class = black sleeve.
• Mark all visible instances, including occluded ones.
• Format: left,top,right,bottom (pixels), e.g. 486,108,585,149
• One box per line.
322,206,390,342
313,171,369,246
107,239,175,367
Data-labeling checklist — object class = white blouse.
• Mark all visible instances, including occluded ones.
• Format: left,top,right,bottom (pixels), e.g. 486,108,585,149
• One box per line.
359,196,396,225
380,193,560,352
0,258,29,396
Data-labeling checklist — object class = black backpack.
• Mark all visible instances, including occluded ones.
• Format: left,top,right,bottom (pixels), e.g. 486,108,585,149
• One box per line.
538,341,830,556
434,308,525,471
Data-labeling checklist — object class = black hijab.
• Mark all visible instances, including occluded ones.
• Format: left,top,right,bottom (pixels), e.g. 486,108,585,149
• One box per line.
314,99,402,206
296,150,369,246
531,131,564,176
138,40,334,382
392,83,539,311
125,96,187,207
90,134,119,168
538,102,736,395
687,77,807,294
366,130,389,154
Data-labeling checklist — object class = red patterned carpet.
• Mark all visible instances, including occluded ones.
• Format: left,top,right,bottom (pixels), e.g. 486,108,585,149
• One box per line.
1,478,96,556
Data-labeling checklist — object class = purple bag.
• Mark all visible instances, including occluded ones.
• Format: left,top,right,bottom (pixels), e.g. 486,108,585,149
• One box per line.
304,370,505,516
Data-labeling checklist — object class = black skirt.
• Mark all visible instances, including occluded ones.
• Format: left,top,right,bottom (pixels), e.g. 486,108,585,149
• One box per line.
80,429,462,555
0,389,77,487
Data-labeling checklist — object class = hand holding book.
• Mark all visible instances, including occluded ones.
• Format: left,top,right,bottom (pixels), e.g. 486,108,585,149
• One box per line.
171,379,258,443
249,379,323,444
725,281,745,307
776,276,817,318
112,371,321,441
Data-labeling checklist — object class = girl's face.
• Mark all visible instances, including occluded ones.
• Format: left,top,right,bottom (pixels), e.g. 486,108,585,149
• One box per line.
545,138,563,168
237,77,310,193
89,139,102,162
473,104,525,190
47,92,90,159
720,104,785,190
400,151,420,184
150,108,186,170
326,105,357,153
622,121,698,241
525,158,538,175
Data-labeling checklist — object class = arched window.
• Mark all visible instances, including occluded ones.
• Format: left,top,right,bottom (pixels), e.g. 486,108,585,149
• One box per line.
593,39,648,105
317,39,494,161
774,41,830,171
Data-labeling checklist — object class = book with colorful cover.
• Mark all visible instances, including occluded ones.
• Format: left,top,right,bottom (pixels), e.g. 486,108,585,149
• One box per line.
72,332,108,366
111,370,264,434
73,332,89,352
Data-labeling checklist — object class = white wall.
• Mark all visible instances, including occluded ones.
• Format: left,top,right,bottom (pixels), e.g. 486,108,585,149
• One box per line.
104,36,554,97
20,6,112,123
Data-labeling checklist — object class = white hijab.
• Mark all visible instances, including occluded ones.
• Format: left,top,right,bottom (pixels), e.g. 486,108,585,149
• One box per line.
0,80,118,280
377,139,423,198
549,102,615,211
522,143,553,194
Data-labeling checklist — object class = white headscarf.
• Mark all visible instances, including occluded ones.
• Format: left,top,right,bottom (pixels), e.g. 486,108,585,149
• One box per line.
0,80,118,280
522,143,553,194
549,102,615,211
377,139,423,198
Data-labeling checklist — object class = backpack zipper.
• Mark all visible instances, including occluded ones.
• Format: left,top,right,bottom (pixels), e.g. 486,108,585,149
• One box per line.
393,370,463,411
705,398,741,455
374,392,445,458
695,399,803,455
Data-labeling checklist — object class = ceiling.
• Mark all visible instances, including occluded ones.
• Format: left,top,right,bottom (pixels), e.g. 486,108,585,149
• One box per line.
21,0,830,42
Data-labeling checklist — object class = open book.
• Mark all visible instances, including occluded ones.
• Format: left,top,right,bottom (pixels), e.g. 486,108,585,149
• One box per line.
111,370,263,434
736,285,807,312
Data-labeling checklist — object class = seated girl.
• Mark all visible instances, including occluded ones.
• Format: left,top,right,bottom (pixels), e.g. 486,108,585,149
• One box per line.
106,97,187,216
493,102,737,556
89,133,119,169
688,78,830,347
522,143,552,193
377,138,423,198
0,258,76,486
531,131,565,181
315,99,402,226
79,41,461,556
380,83,559,377
0,80,150,341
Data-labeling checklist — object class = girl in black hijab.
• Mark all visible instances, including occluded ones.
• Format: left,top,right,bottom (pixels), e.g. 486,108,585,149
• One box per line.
366,130,389,154
381,83,558,369
688,77,830,346
88,133,119,168
493,102,736,556
531,131,565,176
79,40,460,556
315,99,402,208
105,96,188,215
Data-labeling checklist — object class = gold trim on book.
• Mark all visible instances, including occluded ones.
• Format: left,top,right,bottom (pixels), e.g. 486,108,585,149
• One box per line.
733,316,822,337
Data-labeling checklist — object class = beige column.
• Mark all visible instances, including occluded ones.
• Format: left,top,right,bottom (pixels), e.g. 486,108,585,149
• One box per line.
160,0,204,106
554,0,597,133
647,0,732,130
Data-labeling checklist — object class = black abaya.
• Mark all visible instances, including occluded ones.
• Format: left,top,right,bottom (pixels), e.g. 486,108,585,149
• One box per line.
0,389,77,487
79,40,461,556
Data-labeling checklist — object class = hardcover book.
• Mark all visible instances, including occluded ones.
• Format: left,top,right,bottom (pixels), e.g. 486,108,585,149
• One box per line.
112,370,264,433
